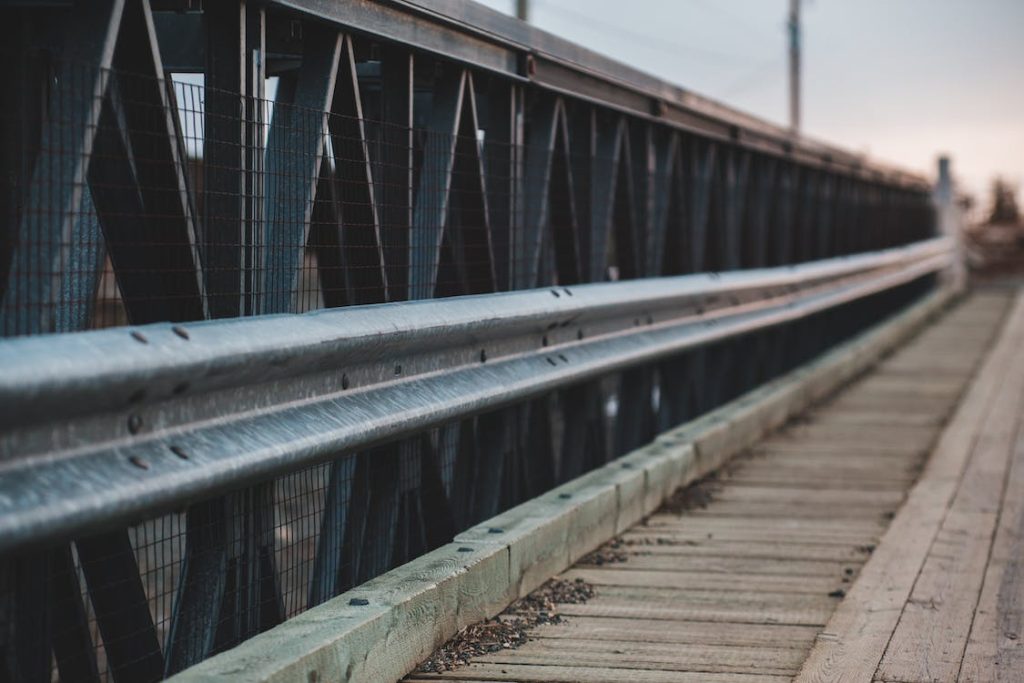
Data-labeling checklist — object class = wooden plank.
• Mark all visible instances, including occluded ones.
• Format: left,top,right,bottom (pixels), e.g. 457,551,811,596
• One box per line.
755,441,928,457
728,455,918,473
880,353,993,367
686,502,895,521
476,639,803,675
849,377,966,393
610,540,873,563
738,453,922,469
584,554,859,577
409,662,789,682
591,585,837,608
563,568,841,594
868,369,981,382
730,465,920,484
837,385,963,401
854,362,978,376
523,616,820,649
806,411,945,427
958,422,1024,681
732,459,920,477
874,515,1001,681
768,423,938,443
722,473,914,491
556,598,834,626
745,451,922,468
642,515,887,535
621,527,881,546
825,396,956,414
508,640,804,669
875,340,1024,681
710,486,905,507
795,292,1024,683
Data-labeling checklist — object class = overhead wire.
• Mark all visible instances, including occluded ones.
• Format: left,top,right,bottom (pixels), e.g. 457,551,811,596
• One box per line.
529,0,761,65
529,0,784,103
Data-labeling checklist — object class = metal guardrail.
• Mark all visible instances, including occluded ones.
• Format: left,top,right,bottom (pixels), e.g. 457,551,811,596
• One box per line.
0,237,953,553
0,1,949,681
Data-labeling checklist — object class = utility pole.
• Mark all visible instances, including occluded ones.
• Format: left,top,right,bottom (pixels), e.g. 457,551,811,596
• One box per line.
516,0,529,22
788,0,801,133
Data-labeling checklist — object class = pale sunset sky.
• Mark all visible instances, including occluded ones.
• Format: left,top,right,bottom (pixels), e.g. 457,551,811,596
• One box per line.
476,0,1024,218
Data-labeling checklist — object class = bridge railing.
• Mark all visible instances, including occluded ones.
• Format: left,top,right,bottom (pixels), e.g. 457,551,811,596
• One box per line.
0,1,949,681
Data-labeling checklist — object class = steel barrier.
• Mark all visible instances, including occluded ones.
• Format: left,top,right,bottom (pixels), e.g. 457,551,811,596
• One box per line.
0,1,946,681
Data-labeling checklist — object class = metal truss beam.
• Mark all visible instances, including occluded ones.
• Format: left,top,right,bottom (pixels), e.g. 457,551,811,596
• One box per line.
266,0,926,189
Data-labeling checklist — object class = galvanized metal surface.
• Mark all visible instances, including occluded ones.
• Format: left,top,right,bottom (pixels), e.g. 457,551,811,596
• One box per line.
0,238,950,553
0,1,949,680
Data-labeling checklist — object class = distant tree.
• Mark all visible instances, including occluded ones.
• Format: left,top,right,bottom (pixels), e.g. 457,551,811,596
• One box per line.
987,177,1020,225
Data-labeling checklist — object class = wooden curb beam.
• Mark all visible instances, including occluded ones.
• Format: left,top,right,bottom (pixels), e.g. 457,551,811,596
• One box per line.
171,284,958,683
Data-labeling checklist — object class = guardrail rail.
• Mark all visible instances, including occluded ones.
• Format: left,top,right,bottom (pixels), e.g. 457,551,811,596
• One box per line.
0,1,949,681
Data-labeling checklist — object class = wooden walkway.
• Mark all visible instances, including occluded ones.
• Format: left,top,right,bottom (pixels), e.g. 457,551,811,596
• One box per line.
408,289,1019,682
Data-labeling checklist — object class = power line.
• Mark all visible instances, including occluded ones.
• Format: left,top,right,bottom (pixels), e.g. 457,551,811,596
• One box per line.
684,0,778,46
530,0,760,65
719,56,783,99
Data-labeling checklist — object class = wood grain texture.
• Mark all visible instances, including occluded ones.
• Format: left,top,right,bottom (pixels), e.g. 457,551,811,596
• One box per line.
796,291,1023,683
413,291,1013,683
409,662,789,681
521,616,820,648
958,425,1024,681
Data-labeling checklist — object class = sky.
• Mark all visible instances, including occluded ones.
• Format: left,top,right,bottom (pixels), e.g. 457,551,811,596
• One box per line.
475,0,1024,218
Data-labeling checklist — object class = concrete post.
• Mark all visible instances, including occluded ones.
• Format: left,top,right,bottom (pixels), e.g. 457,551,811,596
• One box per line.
935,156,967,291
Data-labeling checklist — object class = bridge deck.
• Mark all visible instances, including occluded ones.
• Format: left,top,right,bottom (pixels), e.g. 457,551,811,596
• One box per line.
407,288,1020,682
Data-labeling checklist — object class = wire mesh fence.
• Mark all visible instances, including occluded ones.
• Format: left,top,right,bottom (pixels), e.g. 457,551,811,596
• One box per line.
0,24,939,683
0,55,934,338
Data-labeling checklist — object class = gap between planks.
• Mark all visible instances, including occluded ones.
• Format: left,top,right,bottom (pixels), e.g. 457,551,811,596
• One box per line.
795,290,1024,683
